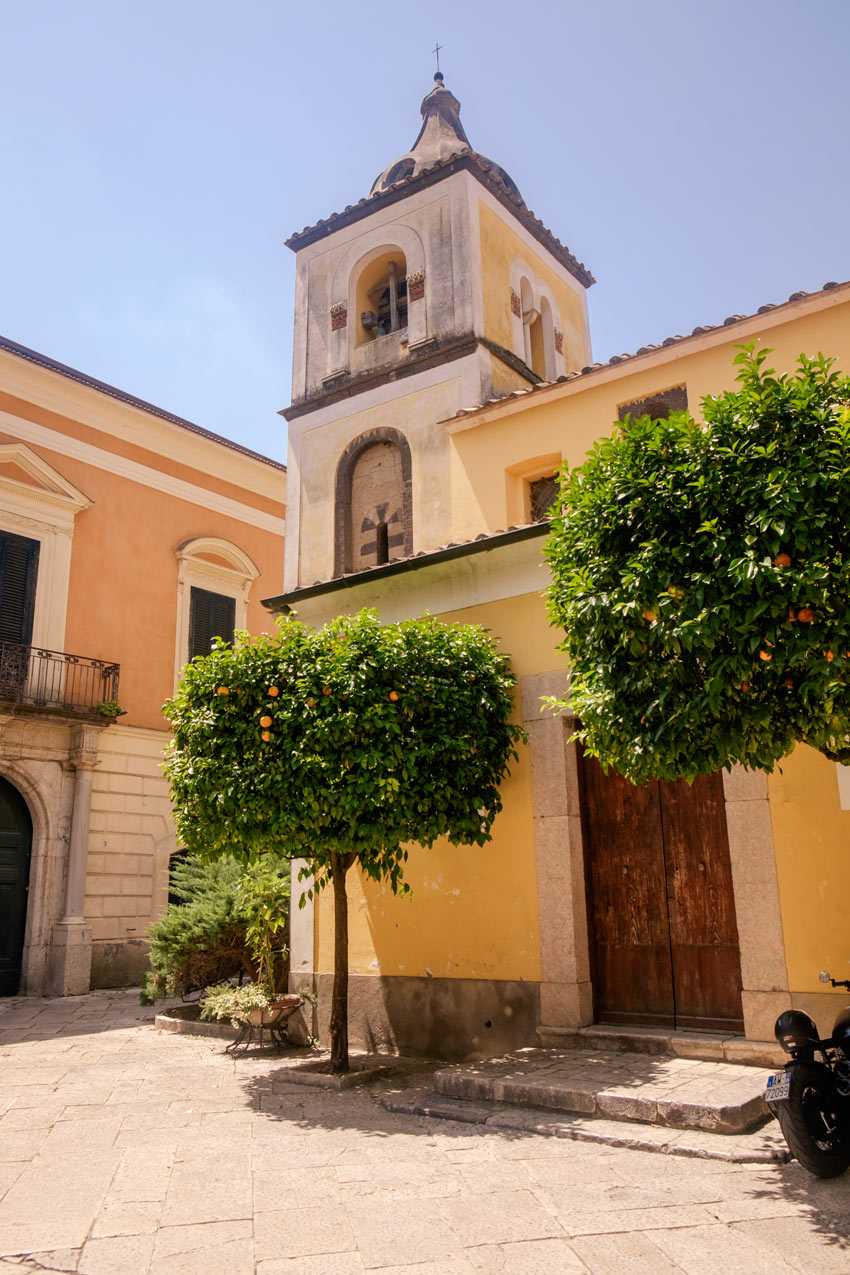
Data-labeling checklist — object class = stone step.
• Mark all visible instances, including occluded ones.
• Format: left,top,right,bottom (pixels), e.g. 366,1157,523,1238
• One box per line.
433,1046,774,1135
538,1023,785,1069
377,1084,788,1164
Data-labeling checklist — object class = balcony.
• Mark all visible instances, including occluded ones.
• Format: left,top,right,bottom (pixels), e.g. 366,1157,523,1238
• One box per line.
0,641,121,720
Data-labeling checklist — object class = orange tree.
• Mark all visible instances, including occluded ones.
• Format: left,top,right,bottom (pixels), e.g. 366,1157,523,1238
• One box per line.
163,609,522,1072
545,346,850,784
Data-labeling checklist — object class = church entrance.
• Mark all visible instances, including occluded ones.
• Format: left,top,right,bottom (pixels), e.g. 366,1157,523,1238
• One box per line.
579,753,744,1031
0,777,33,996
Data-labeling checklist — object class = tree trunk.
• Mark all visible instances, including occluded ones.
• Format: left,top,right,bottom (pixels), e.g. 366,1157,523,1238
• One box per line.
329,851,353,1074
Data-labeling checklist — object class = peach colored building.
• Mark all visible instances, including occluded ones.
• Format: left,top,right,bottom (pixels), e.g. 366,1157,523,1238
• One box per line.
0,337,285,996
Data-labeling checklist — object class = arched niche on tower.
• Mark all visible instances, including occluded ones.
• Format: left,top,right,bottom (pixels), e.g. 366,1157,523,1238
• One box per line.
327,226,428,378
334,428,413,577
510,258,565,381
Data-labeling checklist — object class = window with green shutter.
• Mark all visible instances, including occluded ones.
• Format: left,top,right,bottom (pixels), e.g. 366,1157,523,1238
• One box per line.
188,587,236,660
0,532,39,646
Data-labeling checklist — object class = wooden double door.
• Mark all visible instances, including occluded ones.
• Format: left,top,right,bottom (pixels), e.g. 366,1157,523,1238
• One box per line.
579,754,743,1031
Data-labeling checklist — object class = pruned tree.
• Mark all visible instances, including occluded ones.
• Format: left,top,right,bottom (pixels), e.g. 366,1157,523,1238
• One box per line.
163,609,522,1072
545,346,850,784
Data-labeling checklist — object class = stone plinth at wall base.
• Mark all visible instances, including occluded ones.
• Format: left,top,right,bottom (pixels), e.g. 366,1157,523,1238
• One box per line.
90,939,151,989
537,1023,786,1069
312,972,541,1061
46,922,92,996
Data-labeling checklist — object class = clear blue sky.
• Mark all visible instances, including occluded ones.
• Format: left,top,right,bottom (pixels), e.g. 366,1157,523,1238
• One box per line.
2,1,848,463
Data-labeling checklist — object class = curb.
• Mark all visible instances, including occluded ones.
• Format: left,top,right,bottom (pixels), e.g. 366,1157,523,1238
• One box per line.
377,1088,790,1165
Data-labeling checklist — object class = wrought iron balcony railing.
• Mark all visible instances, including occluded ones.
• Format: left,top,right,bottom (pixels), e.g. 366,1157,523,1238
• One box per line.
0,641,120,719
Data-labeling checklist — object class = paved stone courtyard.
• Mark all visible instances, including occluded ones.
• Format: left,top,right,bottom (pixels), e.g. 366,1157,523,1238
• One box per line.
0,992,848,1274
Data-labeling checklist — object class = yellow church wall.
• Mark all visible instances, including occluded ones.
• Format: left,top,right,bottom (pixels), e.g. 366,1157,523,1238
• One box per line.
314,591,564,984
477,200,587,371
767,747,850,994
448,290,850,535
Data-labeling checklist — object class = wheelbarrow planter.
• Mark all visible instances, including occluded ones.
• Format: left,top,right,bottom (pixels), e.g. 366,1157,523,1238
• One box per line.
226,994,304,1054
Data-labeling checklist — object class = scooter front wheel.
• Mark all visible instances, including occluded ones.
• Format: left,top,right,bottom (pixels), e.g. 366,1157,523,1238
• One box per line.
773,1061,850,1178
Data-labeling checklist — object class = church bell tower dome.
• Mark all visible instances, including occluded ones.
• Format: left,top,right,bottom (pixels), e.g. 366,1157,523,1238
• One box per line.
370,73,523,202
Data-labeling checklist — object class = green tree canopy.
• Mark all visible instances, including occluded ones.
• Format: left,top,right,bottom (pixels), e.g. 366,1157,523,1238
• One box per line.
163,609,522,1070
545,346,850,785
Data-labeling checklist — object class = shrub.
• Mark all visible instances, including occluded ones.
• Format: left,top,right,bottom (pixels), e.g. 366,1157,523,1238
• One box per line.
139,851,290,1004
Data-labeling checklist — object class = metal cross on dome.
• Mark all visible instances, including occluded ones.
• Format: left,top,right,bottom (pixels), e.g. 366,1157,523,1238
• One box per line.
432,42,443,74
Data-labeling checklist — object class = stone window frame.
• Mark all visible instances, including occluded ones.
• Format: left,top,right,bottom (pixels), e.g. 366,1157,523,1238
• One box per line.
333,428,413,578
505,452,562,527
173,537,259,689
0,441,92,652
508,259,564,381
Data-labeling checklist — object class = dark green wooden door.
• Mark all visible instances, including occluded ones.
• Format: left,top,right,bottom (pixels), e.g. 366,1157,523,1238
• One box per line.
0,778,32,996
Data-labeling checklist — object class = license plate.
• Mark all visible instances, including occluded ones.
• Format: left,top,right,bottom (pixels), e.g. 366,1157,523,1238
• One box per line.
765,1069,792,1102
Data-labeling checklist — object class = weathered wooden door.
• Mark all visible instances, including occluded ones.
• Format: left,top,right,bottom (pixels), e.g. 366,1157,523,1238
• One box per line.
0,777,32,996
579,754,743,1031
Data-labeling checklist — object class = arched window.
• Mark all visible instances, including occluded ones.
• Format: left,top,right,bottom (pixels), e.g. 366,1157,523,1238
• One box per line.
511,262,564,381
334,429,413,576
173,538,259,686
539,297,556,380
355,250,409,345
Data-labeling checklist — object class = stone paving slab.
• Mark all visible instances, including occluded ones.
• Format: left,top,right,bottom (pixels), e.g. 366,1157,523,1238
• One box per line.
2,991,849,1275
433,1047,773,1134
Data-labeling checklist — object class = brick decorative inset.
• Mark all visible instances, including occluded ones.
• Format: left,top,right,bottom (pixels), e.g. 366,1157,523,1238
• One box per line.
330,302,348,331
510,288,522,318
554,328,564,355
407,270,425,302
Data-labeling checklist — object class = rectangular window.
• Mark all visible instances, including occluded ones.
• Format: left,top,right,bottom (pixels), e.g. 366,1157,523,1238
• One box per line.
618,384,688,423
0,531,40,646
188,587,236,660
528,475,559,522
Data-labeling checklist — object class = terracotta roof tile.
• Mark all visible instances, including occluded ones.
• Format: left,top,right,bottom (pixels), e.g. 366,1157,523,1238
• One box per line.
446,280,848,421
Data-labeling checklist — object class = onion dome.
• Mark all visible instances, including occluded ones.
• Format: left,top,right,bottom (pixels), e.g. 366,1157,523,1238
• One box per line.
370,72,523,201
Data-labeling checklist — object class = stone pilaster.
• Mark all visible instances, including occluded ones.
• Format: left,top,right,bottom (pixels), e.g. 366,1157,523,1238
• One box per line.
47,723,101,996
722,765,790,1041
522,670,593,1031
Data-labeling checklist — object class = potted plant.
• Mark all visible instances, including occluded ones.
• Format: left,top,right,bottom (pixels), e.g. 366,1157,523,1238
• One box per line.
199,854,303,1036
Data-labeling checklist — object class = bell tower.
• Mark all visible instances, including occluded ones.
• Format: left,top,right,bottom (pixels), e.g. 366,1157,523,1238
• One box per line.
282,74,594,592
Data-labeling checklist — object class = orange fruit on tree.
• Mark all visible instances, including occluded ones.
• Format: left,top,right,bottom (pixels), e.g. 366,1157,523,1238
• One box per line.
797,607,814,623
217,686,230,696
268,686,279,697
759,651,772,662
306,698,316,708
261,731,271,743
389,691,399,702
741,682,750,692
260,715,272,728
774,553,792,567
322,686,332,696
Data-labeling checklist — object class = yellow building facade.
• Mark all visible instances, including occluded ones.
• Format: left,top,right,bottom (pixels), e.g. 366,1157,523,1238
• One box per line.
273,76,850,1058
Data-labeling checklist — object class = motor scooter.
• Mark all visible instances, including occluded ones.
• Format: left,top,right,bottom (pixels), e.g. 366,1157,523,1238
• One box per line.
765,969,850,1177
